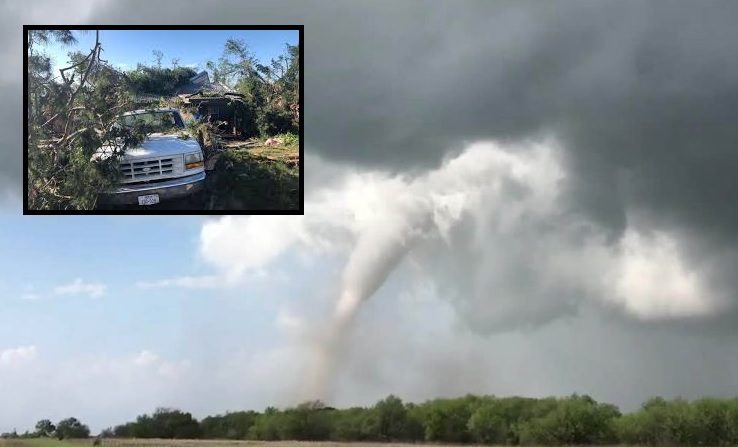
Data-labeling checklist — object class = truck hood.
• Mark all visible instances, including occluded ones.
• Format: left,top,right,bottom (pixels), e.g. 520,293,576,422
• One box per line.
94,133,201,161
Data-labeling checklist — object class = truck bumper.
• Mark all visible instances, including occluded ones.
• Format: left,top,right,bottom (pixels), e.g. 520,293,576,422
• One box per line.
98,171,206,206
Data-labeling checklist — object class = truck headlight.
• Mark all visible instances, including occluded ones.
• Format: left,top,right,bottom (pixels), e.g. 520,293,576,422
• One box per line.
184,152,204,170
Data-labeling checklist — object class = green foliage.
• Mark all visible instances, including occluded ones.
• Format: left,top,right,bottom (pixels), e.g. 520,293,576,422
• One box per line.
207,38,299,137
200,411,257,440
247,409,282,440
204,148,299,211
34,419,55,437
616,396,738,447
373,394,408,441
330,407,373,441
468,400,509,444
27,29,154,210
230,97,259,138
54,417,90,439
15,394,738,445
279,132,299,146
279,401,334,440
113,408,200,439
206,38,256,88
423,397,474,443
27,32,204,209
518,394,621,445
691,397,731,445
256,105,296,136
125,65,197,96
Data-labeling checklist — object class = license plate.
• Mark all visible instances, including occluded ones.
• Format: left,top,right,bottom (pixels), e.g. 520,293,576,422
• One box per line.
137,194,160,206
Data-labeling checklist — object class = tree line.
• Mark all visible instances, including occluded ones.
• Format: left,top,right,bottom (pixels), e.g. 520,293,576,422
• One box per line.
7,394,738,446
1,417,90,440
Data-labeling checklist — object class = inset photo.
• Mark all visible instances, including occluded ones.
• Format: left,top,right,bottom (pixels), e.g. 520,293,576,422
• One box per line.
25,26,302,214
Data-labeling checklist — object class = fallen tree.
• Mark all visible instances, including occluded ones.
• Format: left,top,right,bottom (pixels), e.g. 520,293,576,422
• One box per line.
27,29,147,210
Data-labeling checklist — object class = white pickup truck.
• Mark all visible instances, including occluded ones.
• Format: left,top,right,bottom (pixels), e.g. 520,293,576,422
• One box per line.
95,108,206,206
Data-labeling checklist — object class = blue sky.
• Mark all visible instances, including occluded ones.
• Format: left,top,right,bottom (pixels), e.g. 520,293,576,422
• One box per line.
0,216,266,356
0,207,453,433
43,29,299,77
0,214,303,394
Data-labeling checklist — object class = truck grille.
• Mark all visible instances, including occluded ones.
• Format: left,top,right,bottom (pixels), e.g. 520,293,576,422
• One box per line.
120,157,176,181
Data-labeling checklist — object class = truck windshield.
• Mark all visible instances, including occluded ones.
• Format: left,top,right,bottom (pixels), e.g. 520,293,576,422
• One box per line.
119,111,184,132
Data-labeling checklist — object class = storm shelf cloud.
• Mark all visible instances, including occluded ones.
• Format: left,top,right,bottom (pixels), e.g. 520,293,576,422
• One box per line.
3,0,738,433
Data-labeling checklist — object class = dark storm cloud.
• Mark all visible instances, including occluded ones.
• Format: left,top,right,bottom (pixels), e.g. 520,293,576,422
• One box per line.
0,3,26,207
334,291,738,412
4,0,737,314
7,0,735,233
91,0,738,326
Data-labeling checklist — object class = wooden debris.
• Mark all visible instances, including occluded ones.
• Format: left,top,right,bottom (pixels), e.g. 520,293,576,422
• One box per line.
204,153,222,171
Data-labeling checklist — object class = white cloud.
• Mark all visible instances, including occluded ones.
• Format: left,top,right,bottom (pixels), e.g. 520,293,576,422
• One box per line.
134,269,282,290
607,228,720,320
135,275,223,289
0,346,37,368
197,138,725,332
53,278,106,299
133,350,159,367
199,215,309,282
21,292,41,301
130,350,191,379
18,279,106,301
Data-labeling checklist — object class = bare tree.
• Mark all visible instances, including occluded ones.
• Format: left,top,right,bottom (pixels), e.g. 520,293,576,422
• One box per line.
152,49,164,69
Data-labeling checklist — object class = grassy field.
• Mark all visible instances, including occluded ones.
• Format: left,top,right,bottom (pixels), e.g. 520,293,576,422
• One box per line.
203,140,300,211
1,441,476,447
0,439,84,447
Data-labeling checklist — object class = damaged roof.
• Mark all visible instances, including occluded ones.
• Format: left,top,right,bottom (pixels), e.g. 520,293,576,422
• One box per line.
176,71,239,96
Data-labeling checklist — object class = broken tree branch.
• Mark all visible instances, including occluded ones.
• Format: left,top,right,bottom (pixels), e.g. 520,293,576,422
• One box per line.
59,51,93,84
55,30,100,143
57,127,89,148
67,30,100,108
41,106,85,128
